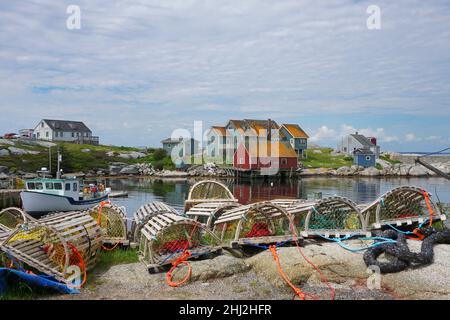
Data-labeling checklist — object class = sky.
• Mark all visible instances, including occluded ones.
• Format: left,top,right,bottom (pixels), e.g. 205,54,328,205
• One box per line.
0,0,449,152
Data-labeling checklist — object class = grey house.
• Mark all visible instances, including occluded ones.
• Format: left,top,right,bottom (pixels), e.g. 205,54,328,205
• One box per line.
33,119,99,145
337,132,380,158
161,137,200,167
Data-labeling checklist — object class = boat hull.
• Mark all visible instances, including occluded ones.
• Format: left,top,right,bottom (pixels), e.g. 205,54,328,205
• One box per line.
20,191,109,215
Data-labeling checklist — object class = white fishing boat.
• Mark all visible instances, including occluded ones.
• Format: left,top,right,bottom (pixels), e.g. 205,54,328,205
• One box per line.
21,178,110,215
20,149,110,215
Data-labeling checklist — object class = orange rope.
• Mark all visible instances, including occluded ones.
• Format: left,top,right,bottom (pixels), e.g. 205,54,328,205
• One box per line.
68,242,87,287
268,245,307,300
406,191,434,241
422,191,434,227
101,242,120,251
288,216,335,300
167,251,192,287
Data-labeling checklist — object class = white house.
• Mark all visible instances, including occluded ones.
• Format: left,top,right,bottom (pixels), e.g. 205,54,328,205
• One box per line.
33,119,99,145
337,132,380,158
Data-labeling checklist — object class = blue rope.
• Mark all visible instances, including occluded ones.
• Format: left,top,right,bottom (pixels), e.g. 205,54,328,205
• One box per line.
386,223,414,235
314,233,397,252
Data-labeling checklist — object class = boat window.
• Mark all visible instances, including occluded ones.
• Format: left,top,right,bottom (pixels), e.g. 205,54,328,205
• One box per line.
45,182,54,190
54,182,62,190
35,182,44,190
65,183,71,191
73,183,78,192
27,182,36,190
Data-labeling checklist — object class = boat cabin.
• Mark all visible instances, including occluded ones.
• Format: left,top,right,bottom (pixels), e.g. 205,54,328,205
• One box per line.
25,179,81,200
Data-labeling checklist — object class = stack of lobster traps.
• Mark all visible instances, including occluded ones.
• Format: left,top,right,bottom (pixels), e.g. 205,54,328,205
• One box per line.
135,180,448,273
0,208,102,286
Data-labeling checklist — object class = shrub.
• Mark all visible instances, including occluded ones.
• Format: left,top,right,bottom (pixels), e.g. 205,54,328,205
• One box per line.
153,148,167,161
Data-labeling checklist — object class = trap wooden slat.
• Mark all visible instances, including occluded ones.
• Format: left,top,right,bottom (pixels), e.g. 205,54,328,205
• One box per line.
138,214,221,269
131,201,180,242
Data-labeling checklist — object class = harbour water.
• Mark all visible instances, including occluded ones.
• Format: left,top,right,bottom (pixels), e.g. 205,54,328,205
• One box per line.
108,177,450,218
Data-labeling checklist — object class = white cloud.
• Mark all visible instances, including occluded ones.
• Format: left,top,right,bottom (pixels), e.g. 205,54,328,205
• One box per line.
405,133,420,142
310,126,337,142
0,0,449,146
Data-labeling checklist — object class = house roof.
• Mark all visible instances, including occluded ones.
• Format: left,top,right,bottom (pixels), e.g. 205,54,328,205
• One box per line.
245,141,298,158
161,137,199,144
282,124,309,139
226,119,280,136
350,134,375,148
211,126,227,136
353,148,375,155
42,119,92,133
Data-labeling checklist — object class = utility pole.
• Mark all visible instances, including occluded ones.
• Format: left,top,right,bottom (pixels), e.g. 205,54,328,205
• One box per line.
56,148,62,179
49,147,52,175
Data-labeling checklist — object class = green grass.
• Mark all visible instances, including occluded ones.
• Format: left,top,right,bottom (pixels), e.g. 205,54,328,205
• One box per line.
379,154,402,165
301,148,354,169
0,248,139,299
0,140,175,174
94,248,139,272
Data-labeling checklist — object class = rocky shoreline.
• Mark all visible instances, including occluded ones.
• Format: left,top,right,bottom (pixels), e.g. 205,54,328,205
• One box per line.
299,161,450,177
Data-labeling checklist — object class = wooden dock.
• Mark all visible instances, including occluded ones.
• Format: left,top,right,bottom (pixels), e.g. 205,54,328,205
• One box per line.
0,189,22,210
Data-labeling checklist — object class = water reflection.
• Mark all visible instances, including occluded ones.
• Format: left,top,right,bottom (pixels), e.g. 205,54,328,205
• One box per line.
108,177,450,218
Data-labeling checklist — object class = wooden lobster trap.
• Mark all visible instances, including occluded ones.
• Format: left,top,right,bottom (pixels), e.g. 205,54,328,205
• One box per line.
0,211,101,285
86,203,129,246
302,196,368,238
185,202,241,229
361,186,445,230
138,213,221,271
131,201,180,242
213,202,296,248
185,180,238,211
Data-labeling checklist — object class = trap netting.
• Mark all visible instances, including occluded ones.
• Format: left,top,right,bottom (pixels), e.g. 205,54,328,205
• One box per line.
0,207,34,230
186,202,241,229
131,201,180,242
0,219,95,286
138,213,220,269
185,180,238,211
271,199,319,237
86,203,128,245
304,197,367,237
213,202,295,247
361,186,445,229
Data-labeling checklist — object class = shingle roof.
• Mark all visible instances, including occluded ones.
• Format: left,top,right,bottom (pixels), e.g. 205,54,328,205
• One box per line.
245,141,298,158
211,126,227,136
350,134,375,148
282,124,309,138
42,119,91,133
353,148,375,155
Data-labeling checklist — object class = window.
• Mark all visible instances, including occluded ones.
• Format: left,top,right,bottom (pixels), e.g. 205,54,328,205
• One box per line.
35,182,43,190
41,122,44,128
65,183,71,191
211,149,216,157
366,156,372,161
27,182,36,190
73,183,78,192
46,131,49,137
281,158,288,165
54,183,62,190
72,132,75,137
45,182,53,190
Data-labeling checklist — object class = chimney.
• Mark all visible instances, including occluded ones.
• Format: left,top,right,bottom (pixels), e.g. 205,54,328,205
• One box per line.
267,118,272,141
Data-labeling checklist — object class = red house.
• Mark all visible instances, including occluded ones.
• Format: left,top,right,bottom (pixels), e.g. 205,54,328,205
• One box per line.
233,140,298,172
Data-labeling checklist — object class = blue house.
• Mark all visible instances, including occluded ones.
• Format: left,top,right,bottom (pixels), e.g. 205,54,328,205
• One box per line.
353,149,376,168
279,124,309,159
